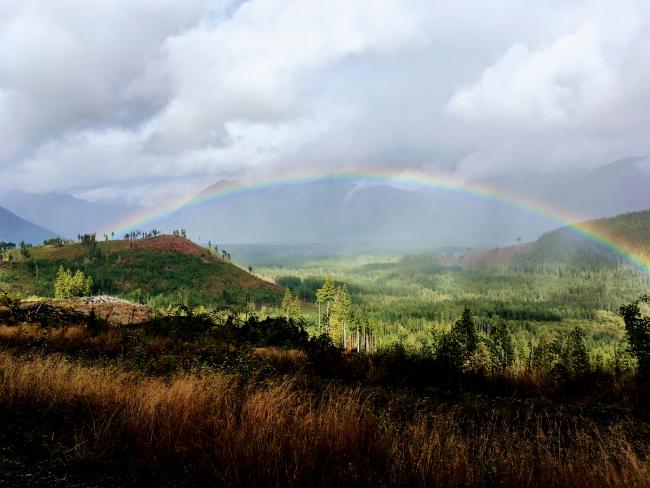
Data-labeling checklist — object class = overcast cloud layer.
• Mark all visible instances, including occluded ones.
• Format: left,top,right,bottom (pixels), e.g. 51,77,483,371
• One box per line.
1,0,649,206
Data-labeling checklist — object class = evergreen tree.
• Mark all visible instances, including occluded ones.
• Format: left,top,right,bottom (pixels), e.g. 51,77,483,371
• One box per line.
486,321,514,373
281,288,300,320
562,327,590,379
281,288,293,320
84,275,93,296
54,266,68,299
330,285,352,346
452,307,478,360
316,274,336,328
620,296,650,379
315,288,324,330
54,267,93,299
72,270,85,295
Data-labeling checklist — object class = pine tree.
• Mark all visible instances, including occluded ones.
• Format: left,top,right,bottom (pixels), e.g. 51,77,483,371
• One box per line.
54,266,68,299
316,274,336,328
282,288,294,320
486,322,514,373
620,296,650,379
72,270,85,296
315,288,324,330
84,276,93,296
452,307,478,362
330,285,352,346
563,327,590,379
290,294,301,319
54,267,93,299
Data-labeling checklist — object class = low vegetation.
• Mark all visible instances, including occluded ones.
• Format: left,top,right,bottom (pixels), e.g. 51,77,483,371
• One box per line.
2,218,650,485
0,295,650,485
0,234,280,308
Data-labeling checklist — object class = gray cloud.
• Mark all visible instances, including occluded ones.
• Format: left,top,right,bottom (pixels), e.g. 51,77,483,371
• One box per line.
0,0,649,205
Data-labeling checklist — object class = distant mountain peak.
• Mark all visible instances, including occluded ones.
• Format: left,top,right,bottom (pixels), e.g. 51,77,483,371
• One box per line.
192,180,239,201
0,206,59,244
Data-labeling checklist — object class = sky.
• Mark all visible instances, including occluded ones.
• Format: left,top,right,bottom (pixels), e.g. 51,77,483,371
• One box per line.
0,0,649,207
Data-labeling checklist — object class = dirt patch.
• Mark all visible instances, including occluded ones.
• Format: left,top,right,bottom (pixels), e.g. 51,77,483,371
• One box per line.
463,243,531,268
440,243,531,269
115,235,214,260
0,297,155,328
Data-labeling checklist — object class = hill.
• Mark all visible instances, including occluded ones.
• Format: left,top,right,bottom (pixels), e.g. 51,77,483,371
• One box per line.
463,209,650,271
0,206,59,244
138,157,650,250
0,190,139,237
0,235,280,307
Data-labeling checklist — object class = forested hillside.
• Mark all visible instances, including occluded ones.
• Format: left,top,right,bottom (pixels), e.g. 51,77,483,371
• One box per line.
512,209,650,271
0,234,280,307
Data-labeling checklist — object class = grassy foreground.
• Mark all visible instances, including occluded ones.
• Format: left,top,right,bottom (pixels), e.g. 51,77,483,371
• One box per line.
1,350,649,487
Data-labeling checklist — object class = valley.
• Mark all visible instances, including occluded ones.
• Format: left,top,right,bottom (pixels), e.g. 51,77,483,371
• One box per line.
1,209,650,485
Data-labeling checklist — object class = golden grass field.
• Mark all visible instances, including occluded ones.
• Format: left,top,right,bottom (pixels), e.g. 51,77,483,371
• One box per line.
1,350,648,486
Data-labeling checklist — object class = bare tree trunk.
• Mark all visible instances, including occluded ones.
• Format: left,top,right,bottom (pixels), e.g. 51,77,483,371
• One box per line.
318,302,321,332
326,301,330,329
343,321,346,350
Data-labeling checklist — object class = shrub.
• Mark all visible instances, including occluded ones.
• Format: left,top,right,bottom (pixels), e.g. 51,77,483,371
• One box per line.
620,295,650,380
54,266,93,299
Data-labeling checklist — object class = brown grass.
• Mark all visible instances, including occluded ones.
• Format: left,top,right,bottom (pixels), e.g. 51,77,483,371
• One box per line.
0,351,648,486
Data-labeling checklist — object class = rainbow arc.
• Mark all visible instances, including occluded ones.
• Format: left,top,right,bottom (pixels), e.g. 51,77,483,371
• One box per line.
107,167,650,273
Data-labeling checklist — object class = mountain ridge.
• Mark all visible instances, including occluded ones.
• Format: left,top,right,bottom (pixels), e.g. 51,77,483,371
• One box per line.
0,206,59,244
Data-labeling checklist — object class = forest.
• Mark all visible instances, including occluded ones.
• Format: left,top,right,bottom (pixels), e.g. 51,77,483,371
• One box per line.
1,227,650,486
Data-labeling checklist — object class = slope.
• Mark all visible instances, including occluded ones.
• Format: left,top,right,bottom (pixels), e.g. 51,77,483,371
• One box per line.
0,235,280,307
0,190,139,237
463,209,650,271
0,206,59,244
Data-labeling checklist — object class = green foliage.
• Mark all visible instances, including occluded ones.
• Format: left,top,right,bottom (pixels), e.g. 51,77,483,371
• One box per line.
54,266,93,299
257,248,646,366
452,307,479,359
2,240,280,307
281,288,301,320
436,331,465,373
0,241,16,252
19,241,31,259
43,237,65,247
78,233,100,259
619,295,650,379
330,285,352,345
316,274,336,310
485,321,514,373
0,288,20,307
561,327,591,379
530,327,591,381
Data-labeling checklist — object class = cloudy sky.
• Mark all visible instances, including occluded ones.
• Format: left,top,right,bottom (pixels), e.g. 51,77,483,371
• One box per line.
0,0,648,206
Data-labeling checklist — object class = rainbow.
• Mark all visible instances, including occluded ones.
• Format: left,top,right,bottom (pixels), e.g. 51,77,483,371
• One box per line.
107,167,650,273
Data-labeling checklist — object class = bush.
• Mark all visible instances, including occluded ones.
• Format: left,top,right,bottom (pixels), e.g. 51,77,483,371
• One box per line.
620,295,650,380
54,266,93,299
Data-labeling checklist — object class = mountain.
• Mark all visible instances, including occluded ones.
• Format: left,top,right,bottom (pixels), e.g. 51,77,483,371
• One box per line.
154,179,556,249
483,156,650,220
0,206,59,244
545,156,650,219
0,235,280,306
147,157,650,250
461,208,650,271
0,191,139,238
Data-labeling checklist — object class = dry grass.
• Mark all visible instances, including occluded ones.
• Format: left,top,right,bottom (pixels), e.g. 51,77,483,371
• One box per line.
0,351,648,486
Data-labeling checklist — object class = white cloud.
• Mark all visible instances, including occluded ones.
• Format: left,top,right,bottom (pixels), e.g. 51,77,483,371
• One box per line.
0,0,649,204
447,23,615,126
